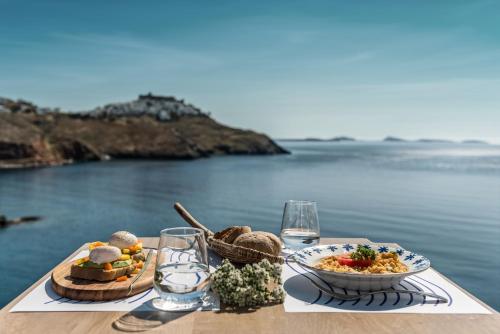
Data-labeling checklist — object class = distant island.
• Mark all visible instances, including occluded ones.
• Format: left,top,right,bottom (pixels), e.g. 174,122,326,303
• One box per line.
0,94,288,169
383,136,489,144
279,136,356,142
279,136,490,145
330,136,356,142
461,139,488,144
416,138,454,144
382,136,457,143
383,136,407,142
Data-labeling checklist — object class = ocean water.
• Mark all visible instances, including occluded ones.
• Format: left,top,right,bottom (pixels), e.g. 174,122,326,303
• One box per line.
0,141,499,310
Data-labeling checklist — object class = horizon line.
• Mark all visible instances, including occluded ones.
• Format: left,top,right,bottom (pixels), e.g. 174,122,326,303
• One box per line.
274,137,499,145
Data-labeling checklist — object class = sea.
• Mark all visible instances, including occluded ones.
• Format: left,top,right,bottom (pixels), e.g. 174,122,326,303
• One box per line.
0,141,499,310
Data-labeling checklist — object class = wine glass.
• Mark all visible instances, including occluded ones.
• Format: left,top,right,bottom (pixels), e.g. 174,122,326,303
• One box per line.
280,200,320,251
152,227,210,311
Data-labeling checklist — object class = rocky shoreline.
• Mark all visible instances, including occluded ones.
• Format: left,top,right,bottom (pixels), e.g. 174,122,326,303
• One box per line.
0,94,288,169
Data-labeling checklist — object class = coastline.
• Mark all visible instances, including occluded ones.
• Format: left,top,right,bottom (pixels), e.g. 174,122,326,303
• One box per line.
0,95,289,169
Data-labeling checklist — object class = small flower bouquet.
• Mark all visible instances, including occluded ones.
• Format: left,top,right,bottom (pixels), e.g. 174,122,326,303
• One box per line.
211,259,285,307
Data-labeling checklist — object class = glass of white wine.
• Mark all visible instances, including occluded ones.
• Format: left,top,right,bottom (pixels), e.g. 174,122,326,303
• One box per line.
152,227,210,311
280,200,320,251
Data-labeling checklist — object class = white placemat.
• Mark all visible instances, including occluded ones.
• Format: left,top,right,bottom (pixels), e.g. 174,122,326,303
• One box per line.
10,249,493,314
10,250,220,313
283,258,491,314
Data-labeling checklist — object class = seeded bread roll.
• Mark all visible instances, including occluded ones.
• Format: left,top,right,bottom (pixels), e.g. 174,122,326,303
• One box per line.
214,226,252,244
233,232,281,256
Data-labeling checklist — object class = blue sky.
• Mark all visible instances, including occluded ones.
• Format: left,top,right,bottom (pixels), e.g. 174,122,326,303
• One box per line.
1,0,499,141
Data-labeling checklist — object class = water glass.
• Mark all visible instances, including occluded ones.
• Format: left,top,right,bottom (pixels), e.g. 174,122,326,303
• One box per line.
280,200,320,251
153,227,210,311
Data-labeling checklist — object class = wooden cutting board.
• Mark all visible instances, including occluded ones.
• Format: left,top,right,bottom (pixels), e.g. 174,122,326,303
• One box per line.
51,251,156,301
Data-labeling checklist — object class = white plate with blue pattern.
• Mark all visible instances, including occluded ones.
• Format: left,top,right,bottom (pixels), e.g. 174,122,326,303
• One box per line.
291,244,431,291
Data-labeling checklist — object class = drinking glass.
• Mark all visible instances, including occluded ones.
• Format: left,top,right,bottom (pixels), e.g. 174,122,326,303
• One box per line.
280,200,320,251
153,227,210,311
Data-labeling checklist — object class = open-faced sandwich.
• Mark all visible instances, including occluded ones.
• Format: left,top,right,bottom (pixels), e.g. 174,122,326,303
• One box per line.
71,231,145,282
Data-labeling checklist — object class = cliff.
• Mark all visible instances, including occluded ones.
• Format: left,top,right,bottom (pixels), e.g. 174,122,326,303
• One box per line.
0,94,288,168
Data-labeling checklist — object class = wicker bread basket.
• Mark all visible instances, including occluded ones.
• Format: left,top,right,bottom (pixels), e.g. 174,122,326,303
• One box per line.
174,203,284,264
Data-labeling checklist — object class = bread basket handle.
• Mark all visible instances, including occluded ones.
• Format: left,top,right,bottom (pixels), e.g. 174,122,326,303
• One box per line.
174,202,214,238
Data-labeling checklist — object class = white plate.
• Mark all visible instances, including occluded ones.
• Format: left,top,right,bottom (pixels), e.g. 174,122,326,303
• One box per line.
292,244,430,291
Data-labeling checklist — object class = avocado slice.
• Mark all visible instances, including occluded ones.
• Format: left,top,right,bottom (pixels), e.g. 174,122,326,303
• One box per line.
80,261,103,269
112,259,132,268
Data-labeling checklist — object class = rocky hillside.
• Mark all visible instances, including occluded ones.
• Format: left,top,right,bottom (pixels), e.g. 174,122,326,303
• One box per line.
0,94,288,168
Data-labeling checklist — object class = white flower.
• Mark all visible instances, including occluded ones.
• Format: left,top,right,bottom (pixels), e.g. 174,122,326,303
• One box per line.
211,259,285,307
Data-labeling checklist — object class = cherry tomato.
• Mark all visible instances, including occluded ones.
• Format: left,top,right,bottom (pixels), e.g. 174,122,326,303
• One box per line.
338,254,372,267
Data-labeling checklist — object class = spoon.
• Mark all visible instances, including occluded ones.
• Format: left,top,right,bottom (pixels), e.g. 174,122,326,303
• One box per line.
309,279,448,303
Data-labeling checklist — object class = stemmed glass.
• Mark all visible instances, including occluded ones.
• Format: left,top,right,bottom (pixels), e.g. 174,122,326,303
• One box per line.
280,200,320,251
152,227,210,311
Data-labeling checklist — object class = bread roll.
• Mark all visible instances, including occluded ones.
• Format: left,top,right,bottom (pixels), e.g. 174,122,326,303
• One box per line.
254,231,282,253
233,232,281,256
214,226,252,244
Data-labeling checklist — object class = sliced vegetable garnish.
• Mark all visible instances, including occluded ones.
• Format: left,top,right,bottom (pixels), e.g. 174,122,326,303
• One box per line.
103,263,113,271
75,256,90,265
350,245,376,261
88,241,106,250
128,242,143,252
335,245,376,268
338,255,372,267
116,275,128,282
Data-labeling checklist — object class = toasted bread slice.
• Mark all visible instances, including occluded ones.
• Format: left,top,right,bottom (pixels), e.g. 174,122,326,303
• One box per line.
70,264,135,282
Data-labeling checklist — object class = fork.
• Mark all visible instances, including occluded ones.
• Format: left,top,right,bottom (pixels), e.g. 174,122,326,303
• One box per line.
127,249,154,296
309,279,448,303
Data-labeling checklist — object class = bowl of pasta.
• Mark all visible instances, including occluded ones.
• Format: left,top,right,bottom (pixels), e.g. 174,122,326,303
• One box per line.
291,243,430,291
